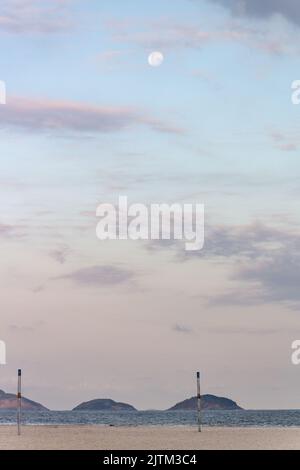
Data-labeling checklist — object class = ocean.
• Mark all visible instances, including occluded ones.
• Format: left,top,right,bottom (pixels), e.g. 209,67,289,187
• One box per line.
1,410,300,427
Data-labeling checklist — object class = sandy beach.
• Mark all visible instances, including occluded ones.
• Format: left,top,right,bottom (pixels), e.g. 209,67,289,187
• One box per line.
0,425,299,450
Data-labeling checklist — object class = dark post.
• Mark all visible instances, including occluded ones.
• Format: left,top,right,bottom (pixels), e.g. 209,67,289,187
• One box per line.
197,371,201,432
17,369,21,435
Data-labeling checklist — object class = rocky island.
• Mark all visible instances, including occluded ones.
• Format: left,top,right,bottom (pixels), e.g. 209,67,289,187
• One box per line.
73,398,137,411
0,389,48,410
168,394,243,411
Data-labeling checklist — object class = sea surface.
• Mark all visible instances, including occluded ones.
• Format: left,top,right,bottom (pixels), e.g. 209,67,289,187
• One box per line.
1,410,300,427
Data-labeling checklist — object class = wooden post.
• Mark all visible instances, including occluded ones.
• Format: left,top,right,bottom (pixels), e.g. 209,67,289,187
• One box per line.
17,369,21,436
197,371,201,432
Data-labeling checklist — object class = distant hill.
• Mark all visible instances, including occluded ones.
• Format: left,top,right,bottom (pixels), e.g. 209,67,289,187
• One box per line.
0,389,48,411
168,394,243,411
73,398,137,411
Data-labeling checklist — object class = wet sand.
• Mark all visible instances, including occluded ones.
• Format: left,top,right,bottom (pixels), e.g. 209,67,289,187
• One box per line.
0,425,300,450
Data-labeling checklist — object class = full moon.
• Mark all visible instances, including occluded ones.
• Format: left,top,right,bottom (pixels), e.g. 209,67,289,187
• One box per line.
148,51,164,67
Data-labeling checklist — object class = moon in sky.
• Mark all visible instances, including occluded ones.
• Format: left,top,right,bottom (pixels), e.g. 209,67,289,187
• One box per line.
148,51,164,67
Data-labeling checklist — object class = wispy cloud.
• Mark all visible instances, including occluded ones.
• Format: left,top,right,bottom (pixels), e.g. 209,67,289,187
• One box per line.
49,245,70,264
107,17,295,56
208,326,281,335
32,285,45,294
0,0,73,34
0,223,15,237
0,97,183,135
95,50,123,69
54,265,135,287
270,130,299,152
9,321,45,332
172,323,193,334
110,21,245,51
0,222,23,238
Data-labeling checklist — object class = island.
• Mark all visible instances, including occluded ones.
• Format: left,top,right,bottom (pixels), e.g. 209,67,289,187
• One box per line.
72,398,137,411
167,394,243,411
0,389,48,410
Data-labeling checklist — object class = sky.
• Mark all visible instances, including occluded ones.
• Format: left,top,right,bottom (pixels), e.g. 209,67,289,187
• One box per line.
1,0,300,410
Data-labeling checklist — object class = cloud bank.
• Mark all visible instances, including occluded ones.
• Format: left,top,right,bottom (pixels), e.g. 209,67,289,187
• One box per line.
208,0,300,26
149,222,300,308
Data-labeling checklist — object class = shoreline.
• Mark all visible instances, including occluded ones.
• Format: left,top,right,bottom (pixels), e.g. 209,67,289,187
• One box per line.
1,423,300,428
0,425,300,450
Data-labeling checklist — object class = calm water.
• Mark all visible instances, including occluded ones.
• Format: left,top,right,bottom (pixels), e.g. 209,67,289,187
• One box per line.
1,410,300,427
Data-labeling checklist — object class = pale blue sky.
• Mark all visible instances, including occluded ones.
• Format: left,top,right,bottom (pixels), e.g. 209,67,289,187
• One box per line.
1,0,300,410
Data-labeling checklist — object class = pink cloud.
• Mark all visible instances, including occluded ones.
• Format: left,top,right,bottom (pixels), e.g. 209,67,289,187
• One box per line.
0,97,184,135
0,223,21,238
270,130,299,152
